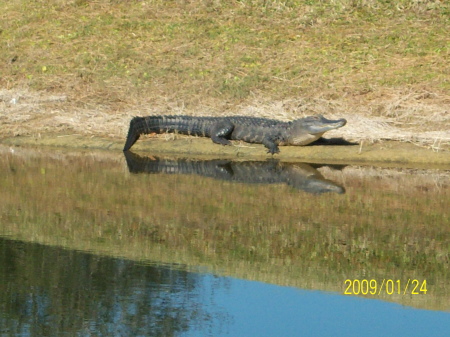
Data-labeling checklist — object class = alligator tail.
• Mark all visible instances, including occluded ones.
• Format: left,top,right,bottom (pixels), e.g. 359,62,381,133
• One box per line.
123,116,209,151
123,116,155,151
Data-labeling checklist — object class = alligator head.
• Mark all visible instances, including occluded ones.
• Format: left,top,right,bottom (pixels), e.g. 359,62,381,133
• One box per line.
285,164,345,194
286,115,347,146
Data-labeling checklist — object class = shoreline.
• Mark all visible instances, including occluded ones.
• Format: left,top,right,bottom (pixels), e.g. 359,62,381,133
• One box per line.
2,134,449,169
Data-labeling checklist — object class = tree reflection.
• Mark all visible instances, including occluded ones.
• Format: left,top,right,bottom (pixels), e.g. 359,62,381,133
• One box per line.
0,238,225,336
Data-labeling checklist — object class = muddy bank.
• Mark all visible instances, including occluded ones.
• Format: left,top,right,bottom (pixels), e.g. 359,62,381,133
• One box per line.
1,133,449,169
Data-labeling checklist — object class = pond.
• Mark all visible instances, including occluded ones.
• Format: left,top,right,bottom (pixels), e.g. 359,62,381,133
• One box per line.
0,145,449,336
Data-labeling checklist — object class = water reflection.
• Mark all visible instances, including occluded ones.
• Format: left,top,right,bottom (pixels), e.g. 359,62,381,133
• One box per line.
1,237,449,337
0,237,228,336
0,146,449,314
124,151,345,194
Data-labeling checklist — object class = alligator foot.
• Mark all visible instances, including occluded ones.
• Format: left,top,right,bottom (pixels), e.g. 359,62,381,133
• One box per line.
262,136,280,155
267,147,280,155
211,120,234,146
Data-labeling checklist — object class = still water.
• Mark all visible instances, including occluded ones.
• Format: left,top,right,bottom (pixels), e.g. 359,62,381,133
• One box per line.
0,146,449,336
1,237,449,337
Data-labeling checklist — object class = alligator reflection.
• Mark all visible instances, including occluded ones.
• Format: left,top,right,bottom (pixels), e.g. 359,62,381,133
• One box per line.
124,152,345,194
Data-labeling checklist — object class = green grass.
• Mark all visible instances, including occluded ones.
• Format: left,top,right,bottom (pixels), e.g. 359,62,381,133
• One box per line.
1,0,448,109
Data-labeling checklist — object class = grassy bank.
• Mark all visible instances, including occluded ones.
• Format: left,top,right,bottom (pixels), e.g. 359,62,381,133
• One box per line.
1,0,449,151
1,0,449,109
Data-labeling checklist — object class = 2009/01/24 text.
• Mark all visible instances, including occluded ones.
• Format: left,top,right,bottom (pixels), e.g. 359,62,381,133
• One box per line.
344,279,427,295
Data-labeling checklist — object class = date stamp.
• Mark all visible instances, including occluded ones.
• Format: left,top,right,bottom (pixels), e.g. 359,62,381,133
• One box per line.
344,279,427,295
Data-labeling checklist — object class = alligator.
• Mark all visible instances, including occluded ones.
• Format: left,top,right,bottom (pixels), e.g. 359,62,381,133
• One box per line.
123,115,347,154
124,151,345,194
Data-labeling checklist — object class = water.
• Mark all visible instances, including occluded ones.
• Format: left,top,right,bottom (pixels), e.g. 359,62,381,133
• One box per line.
1,238,449,337
0,146,449,336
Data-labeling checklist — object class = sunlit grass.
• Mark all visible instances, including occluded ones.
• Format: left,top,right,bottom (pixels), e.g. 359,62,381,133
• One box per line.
1,0,448,109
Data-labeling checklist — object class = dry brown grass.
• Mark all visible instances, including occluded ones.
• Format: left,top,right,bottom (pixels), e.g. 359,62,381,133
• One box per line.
1,87,448,151
0,1,449,151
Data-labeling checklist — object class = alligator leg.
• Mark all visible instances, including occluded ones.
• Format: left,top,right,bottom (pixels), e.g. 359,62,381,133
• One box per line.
210,120,234,146
262,136,280,155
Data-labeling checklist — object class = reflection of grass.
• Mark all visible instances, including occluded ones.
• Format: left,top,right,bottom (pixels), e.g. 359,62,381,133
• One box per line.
1,1,448,107
0,149,449,311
